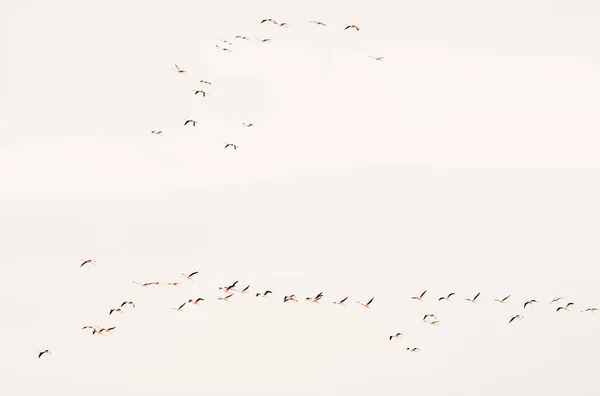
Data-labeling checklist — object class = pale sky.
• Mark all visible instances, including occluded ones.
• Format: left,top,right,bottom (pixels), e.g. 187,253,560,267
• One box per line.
2,0,600,395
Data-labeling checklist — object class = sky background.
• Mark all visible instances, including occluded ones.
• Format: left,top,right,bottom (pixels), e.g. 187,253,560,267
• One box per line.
1,0,600,395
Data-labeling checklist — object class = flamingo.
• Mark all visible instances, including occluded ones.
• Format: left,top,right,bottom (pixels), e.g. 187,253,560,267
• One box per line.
38,350,51,358
495,295,511,304
357,297,374,308
256,290,273,298
181,271,199,280
218,293,234,302
173,302,186,312
524,299,537,309
188,298,204,305
184,119,197,127
225,143,238,150
465,292,480,303
509,315,523,323
310,21,326,26
109,308,123,315
306,292,323,303
172,64,186,74
438,293,455,301
120,301,135,308
80,259,95,267
344,25,359,31
332,296,348,305
389,332,403,340
411,290,427,301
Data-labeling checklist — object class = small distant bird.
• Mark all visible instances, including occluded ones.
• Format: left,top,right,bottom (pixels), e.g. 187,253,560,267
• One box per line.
256,290,273,298
120,301,135,308
194,90,208,97
550,297,563,304
199,80,212,85
172,64,186,74
332,296,349,305
369,56,384,61
151,130,163,135
344,25,359,31
284,295,298,303
181,271,199,280
82,326,97,332
423,314,437,322
509,314,524,323
240,285,250,294
215,44,231,52
218,39,232,46
235,36,250,41
173,302,186,311
406,347,420,352
465,292,480,303
258,38,271,43
306,292,323,303
224,143,238,150
109,308,123,315
495,295,511,304
357,297,374,308
38,350,51,358
166,282,180,287
218,293,234,302
389,332,403,340
524,299,537,309
184,119,197,127
411,290,427,301
310,21,326,26
583,307,598,313
261,18,277,24
278,22,289,27
438,293,455,301
242,123,254,127
557,302,574,312
80,259,95,267
188,298,204,305
97,327,116,335
428,320,440,326
220,281,238,292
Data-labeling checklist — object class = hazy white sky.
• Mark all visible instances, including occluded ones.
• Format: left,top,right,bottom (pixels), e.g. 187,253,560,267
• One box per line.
2,0,600,395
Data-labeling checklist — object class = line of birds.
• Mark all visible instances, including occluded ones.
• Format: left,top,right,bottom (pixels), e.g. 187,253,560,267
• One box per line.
148,17,383,150
37,262,599,358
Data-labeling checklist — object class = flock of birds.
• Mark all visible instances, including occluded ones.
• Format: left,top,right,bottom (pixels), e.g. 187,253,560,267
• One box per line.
36,259,599,358
149,17,384,149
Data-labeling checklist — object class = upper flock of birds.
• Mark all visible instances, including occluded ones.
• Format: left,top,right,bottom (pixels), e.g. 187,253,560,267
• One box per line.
36,258,599,358
35,17,598,361
149,17,383,149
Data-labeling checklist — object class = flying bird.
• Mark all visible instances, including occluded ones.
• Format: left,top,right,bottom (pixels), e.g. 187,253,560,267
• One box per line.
465,292,480,303
181,271,199,280
344,25,359,31
199,80,212,85
166,282,180,287
239,285,250,294
38,350,51,358
406,347,420,352
215,44,231,52
188,298,205,305
557,303,574,312
411,290,427,301
495,295,511,304
172,64,186,74
151,130,163,135
369,56,384,61
109,308,123,315
217,39,232,46
509,314,524,323
261,18,277,24
256,290,273,298
80,259,95,267
357,296,374,308
258,38,272,43
235,36,250,41
524,299,537,309
184,119,197,127
82,326,97,332
389,332,403,340
220,281,238,293
310,21,326,26
278,22,289,27
332,296,349,305
306,292,323,303
224,143,238,150
242,123,254,127
284,295,298,303
120,301,135,308
438,293,455,301
194,90,208,97
423,314,438,322
583,307,599,313
173,302,186,311
218,293,234,302
550,297,563,304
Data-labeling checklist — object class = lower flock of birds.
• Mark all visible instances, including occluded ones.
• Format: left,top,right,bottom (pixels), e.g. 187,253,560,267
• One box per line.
36,260,599,358
149,17,384,149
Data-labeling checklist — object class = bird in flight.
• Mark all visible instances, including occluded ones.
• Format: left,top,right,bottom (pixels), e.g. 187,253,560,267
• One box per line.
423,314,438,322
172,64,186,74
80,259,95,267
82,325,97,333
218,39,232,46
550,297,563,304
332,296,348,306
261,18,277,24
524,299,537,309
109,308,123,315
406,347,420,352
357,296,374,308
306,292,323,303
188,298,204,305
173,302,186,312
310,21,326,26
215,44,231,52
509,314,524,323
38,350,51,358
389,332,403,340
411,290,427,301
194,90,208,97
582,307,598,313
235,36,250,41
465,292,480,303
218,293,234,302
181,271,199,280
120,301,135,308
184,119,197,127
278,22,289,28
428,320,440,326
151,130,163,135
344,25,360,31
256,290,273,298
369,56,384,61
242,123,254,127
495,295,511,304
199,80,212,85
557,302,574,312
220,281,238,293
166,282,180,287
97,327,116,335
239,285,250,294
224,143,238,150
438,292,455,301
258,38,272,43
284,295,298,303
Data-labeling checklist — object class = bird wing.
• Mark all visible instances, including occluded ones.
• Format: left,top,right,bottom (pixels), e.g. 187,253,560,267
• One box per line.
189,271,198,277
340,296,348,303
473,292,480,300
420,290,427,298
367,296,374,305
448,293,455,297
503,295,511,302
178,303,186,310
